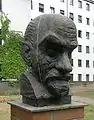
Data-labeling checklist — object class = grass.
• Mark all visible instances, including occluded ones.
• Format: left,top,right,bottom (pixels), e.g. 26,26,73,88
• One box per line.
84,105,94,120
0,102,10,120
0,95,21,102
0,95,20,120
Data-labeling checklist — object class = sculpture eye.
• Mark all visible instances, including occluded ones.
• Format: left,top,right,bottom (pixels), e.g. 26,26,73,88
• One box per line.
46,48,57,57
45,39,62,58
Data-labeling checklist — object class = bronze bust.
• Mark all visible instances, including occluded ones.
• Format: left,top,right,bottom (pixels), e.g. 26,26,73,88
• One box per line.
20,14,78,107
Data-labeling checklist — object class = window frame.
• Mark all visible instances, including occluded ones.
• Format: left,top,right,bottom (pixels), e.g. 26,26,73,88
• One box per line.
78,74,82,81
78,15,82,23
70,0,74,6
86,74,89,81
50,6,55,14
78,45,82,52
86,17,90,25
86,3,90,11
86,60,89,68
78,30,82,38
39,3,44,13
78,59,82,67
86,32,89,39
69,12,74,21
78,0,82,8
60,9,64,15
86,46,90,53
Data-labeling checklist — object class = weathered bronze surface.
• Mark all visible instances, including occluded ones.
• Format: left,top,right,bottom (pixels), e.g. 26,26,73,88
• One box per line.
20,14,78,107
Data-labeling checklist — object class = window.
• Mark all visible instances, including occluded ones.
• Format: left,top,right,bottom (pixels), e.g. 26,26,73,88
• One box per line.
86,74,89,81
86,60,89,68
0,0,2,11
86,46,90,53
86,18,90,25
86,32,89,39
78,0,82,8
69,12,74,21
78,74,82,81
60,0,64,2
50,7,55,13
78,15,82,23
70,74,73,82
60,10,64,15
86,3,90,11
78,59,82,67
78,30,82,38
78,45,82,52
31,0,33,9
93,61,94,68
39,3,44,12
70,0,74,6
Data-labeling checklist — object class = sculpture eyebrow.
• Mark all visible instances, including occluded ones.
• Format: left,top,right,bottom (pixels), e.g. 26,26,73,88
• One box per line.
47,38,77,52
57,26,76,39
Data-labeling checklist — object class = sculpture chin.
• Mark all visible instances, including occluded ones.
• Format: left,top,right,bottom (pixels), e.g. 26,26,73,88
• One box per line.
46,78,69,97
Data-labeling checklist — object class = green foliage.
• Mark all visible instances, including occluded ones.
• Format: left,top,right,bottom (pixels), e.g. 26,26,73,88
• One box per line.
84,105,94,120
2,31,26,78
0,13,26,79
0,12,10,41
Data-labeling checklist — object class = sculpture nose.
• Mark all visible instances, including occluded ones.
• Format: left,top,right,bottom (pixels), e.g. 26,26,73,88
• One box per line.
56,52,72,73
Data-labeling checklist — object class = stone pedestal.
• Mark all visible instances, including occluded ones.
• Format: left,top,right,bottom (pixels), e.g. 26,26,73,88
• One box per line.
8,101,86,120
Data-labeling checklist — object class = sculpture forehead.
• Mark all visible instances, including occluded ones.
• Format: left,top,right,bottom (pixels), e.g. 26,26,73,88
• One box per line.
34,14,77,44
35,14,76,29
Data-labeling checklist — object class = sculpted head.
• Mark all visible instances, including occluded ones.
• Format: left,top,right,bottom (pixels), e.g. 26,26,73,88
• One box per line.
21,14,78,98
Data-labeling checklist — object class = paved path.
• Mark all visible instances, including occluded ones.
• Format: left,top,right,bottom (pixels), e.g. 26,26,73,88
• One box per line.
72,96,94,105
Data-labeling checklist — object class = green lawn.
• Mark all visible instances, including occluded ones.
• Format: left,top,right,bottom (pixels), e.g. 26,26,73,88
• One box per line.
84,105,94,120
0,102,10,120
0,95,21,102
0,95,20,120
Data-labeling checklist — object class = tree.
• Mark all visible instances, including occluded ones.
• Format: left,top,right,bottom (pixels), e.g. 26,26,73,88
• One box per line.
0,12,26,79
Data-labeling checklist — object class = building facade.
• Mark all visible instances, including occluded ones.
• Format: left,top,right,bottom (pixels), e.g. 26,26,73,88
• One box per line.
1,0,94,81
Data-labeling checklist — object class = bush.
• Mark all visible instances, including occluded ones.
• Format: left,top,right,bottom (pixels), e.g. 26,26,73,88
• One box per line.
0,12,26,79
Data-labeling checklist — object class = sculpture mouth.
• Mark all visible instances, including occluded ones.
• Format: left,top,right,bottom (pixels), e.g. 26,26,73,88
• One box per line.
46,75,71,83
46,77,70,97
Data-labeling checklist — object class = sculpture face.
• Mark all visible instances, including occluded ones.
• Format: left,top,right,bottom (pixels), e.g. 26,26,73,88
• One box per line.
21,14,78,100
38,31,77,97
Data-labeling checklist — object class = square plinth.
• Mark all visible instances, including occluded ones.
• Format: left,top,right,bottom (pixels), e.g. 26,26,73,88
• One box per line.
8,101,87,120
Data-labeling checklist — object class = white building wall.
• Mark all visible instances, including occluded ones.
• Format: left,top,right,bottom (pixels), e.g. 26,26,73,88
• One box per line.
1,0,94,81
69,0,94,81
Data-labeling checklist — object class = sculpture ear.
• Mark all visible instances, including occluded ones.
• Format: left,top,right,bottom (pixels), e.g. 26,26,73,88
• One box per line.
21,41,33,66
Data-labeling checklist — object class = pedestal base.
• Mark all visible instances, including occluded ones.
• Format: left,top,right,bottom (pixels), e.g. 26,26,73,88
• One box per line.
8,101,86,120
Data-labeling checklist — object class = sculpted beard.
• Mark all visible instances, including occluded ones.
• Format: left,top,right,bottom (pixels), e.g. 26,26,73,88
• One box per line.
37,51,70,98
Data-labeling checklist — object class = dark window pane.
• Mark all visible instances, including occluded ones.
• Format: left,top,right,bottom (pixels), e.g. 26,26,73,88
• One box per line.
39,3,44,12
86,60,89,68
78,74,82,81
86,74,89,81
60,10,64,15
78,30,82,38
78,59,82,67
78,45,82,52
